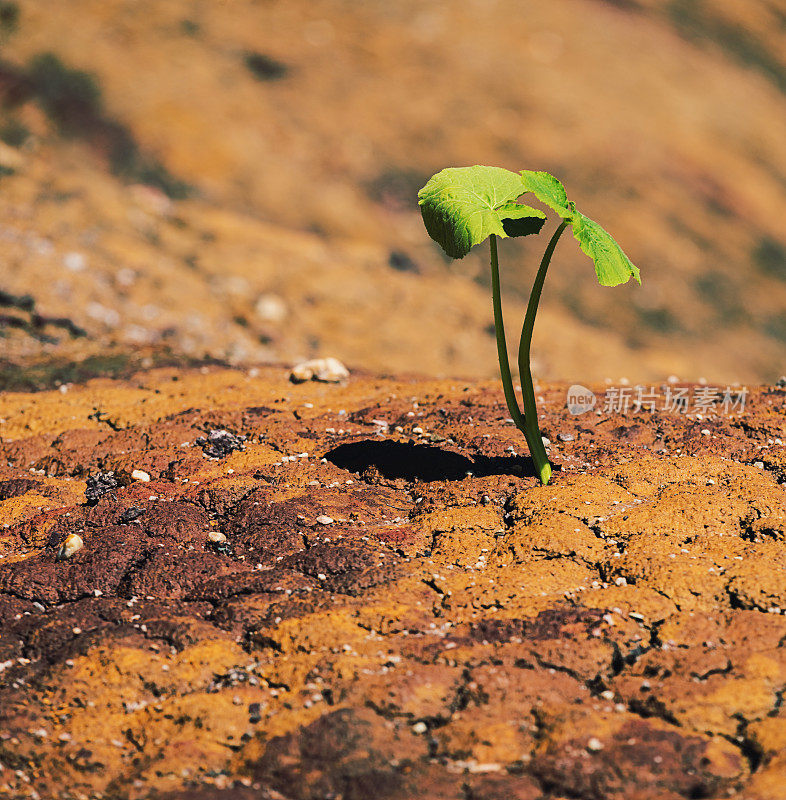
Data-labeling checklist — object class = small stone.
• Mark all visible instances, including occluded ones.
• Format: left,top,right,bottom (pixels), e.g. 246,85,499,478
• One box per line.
131,469,150,482
58,533,83,561
208,529,232,555
754,461,764,469
587,737,604,752
290,357,349,384
542,436,551,446
412,722,427,734
557,433,574,442
701,429,711,437
316,515,334,525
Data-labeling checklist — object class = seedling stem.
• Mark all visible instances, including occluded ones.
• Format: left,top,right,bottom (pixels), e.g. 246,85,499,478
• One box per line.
518,219,569,483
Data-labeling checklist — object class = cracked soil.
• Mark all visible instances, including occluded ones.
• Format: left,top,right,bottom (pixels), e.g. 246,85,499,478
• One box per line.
1,366,785,799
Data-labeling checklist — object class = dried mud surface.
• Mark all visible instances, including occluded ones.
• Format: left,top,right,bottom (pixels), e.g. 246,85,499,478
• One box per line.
1,366,786,799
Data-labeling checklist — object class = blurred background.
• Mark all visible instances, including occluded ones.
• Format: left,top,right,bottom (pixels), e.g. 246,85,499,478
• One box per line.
0,0,785,387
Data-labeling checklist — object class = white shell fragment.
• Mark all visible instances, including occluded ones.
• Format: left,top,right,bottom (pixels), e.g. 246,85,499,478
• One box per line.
131,469,151,482
290,357,349,384
208,531,228,544
58,533,84,560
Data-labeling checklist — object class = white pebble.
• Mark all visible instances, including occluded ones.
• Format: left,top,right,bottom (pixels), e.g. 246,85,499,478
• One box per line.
587,737,604,751
290,357,349,384
316,515,334,525
58,533,83,560
131,469,151,482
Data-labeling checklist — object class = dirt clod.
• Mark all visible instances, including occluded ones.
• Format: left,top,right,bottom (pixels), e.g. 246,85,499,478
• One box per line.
84,471,119,505
195,429,247,459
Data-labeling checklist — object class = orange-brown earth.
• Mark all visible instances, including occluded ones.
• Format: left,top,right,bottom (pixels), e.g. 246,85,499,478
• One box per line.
1,365,786,799
1,0,786,383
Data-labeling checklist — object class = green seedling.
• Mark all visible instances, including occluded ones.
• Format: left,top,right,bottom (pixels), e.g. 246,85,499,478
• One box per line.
418,166,640,484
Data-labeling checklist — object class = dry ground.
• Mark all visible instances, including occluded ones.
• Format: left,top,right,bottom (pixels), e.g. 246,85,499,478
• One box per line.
1,366,785,798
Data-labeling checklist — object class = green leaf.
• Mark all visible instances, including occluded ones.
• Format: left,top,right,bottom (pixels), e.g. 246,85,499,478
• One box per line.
518,169,641,287
418,166,546,259
569,209,641,286
519,170,570,215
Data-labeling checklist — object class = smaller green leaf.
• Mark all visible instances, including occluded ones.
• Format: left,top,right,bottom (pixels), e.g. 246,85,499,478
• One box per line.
418,166,546,259
519,170,570,215
570,209,641,287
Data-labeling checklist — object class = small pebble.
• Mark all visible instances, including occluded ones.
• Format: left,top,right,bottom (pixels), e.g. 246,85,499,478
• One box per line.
557,433,574,442
290,357,349,384
58,533,83,560
587,737,604,752
316,515,334,525
412,722,427,734
131,469,150,482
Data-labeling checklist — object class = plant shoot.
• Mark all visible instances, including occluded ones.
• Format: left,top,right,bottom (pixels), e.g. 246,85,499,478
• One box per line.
418,166,641,485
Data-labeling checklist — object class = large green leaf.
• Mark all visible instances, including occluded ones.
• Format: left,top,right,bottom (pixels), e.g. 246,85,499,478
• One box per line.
569,208,641,286
519,170,570,215
418,166,546,259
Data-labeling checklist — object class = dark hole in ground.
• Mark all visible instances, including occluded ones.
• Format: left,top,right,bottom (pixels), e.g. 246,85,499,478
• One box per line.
325,439,540,482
